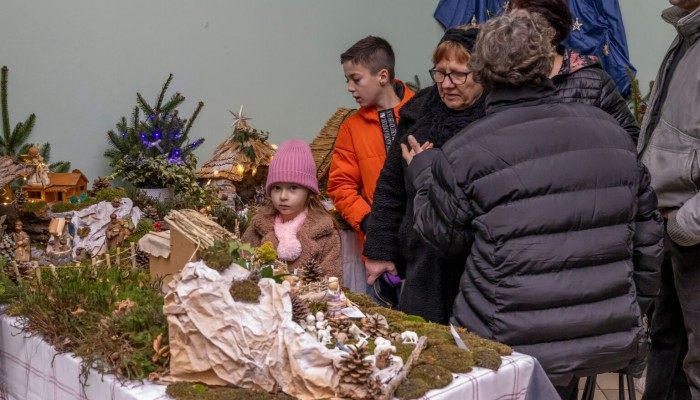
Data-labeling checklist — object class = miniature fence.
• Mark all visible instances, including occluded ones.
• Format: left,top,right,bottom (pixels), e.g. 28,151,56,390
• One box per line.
9,242,139,282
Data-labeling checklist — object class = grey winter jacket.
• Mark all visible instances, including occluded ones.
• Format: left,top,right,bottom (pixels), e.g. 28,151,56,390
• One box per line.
638,6,700,246
408,82,664,385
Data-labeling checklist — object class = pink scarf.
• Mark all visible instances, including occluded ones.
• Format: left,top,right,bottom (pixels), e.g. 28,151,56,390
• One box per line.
274,211,307,261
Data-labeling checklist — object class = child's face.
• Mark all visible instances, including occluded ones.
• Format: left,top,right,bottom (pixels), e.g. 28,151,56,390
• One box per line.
270,183,309,222
342,61,386,108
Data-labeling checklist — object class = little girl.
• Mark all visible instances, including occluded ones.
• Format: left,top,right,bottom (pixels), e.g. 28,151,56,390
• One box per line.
241,140,342,278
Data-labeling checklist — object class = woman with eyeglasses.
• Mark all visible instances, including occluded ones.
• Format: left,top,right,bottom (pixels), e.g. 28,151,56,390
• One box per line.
362,26,486,323
512,0,639,143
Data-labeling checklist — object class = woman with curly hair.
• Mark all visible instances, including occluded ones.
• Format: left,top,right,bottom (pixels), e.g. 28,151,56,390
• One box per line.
512,0,639,143
402,10,663,396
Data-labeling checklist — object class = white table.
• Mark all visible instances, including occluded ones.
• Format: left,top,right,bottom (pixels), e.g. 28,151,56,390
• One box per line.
0,313,169,400
0,312,557,400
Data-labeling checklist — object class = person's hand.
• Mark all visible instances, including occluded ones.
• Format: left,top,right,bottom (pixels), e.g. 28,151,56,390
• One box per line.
401,135,433,165
365,259,397,285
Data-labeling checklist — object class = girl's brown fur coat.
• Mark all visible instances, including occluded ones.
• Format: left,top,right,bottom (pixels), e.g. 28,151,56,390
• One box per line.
241,211,343,279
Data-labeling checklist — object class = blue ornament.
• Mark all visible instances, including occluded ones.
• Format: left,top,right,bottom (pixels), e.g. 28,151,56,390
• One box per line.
150,114,155,120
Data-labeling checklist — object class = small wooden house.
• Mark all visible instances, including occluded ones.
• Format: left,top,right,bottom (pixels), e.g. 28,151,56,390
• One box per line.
138,209,232,285
23,169,88,203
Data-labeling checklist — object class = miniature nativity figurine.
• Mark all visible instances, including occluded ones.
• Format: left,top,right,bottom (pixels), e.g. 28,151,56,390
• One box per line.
326,276,349,318
63,215,75,245
23,146,50,187
11,220,30,262
105,213,130,250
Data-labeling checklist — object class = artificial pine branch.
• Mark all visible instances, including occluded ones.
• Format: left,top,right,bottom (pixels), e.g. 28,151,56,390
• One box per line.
1,66,11,143
50,161,71,173
40,142,51,161
155,73,174,115
161,93,185,115
181,101,204,138
136,93,155,117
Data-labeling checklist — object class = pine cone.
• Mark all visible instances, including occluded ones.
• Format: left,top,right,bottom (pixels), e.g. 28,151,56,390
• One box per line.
329,316,352,338
89,176,111,197
290,291,310,323
13,190,27,205
141,205,160,222
338,344,374,386
135,248,150,269
375,349,392,370
0,234,15,261
299,257,323,284
366,376,385,399
361,314,389,340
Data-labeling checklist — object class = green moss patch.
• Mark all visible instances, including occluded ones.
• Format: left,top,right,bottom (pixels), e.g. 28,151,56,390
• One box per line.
395,377,430,400
408,364,453,391
230,280,261,303
166,382,292,400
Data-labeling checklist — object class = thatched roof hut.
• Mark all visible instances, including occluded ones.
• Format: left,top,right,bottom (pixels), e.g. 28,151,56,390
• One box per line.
196,138,276,182
309,108,356,191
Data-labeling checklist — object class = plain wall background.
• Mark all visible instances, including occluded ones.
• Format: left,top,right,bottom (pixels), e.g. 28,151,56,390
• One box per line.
0,1,679,179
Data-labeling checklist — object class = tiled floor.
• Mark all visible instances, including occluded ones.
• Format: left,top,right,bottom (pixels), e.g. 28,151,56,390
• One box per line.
577,373,644,400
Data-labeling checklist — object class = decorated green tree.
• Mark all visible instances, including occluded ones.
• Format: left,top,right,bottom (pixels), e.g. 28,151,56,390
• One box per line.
1,66,70,172
105,74,207,201
105,73,204,165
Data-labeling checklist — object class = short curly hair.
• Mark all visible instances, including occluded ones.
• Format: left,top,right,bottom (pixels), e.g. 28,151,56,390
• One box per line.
512,0,572,45
469,10,555,90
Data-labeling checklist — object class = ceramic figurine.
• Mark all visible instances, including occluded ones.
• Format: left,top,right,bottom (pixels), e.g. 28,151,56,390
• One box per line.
24,146,50,187
105,213,127,250
400,330,419,345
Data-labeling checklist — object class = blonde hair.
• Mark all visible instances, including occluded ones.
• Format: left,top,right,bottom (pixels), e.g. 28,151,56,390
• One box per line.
469,10,554,90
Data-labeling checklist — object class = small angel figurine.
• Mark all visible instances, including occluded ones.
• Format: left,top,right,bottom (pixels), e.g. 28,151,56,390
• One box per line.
326,276,348,318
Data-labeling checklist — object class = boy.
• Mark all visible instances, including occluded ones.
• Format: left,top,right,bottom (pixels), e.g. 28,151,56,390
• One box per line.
327,36,414,256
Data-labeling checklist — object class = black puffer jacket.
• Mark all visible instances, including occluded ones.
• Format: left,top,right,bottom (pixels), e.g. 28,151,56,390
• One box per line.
408,82,663,385
553,48,639,144
363,86,486,323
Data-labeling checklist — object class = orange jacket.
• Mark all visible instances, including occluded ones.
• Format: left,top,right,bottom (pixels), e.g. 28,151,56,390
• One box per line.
328,80,414,241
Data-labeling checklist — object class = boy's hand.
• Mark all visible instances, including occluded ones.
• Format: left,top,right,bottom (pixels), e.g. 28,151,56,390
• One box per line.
366,259,397,285
401,135,433,165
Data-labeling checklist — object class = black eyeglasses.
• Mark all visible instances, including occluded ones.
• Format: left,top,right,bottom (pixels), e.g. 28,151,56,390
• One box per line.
429,68,471,85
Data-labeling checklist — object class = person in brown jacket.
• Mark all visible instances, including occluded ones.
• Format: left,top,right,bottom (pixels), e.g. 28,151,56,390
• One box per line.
241,140,342,279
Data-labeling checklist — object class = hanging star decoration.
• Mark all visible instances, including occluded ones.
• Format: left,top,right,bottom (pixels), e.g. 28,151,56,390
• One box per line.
572,17,583,32
230,105,252,133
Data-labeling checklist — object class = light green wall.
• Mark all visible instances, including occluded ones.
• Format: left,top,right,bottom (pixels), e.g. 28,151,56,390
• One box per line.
619,0,677,91
0,1,680,179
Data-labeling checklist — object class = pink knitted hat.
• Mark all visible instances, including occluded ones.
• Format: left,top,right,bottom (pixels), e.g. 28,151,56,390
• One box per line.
266,140,319,195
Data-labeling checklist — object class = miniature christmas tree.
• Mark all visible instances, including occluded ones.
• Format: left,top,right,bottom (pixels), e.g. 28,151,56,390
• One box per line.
105,74,204,165
1,66,70,172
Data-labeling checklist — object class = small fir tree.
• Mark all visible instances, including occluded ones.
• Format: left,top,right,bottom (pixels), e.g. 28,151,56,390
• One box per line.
0,66,70,172
105,73,204,165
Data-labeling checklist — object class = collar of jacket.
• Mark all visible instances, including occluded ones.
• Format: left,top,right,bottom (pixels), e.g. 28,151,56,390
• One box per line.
663,6,700,46
556,47,601,77
485,80,557,115
355,80,412,123
251,210,335,240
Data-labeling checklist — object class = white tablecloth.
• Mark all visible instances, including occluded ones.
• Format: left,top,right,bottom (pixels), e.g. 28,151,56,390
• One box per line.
0,312,557,400
0,314,169,400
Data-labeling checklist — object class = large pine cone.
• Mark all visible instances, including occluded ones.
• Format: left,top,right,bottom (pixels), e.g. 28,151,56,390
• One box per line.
338,344,374,386
141,205,160,222
299,257,323,284
361,314,389,340
329,316,353,338
366,376,385,399
89,176,111,197
290,291,310,323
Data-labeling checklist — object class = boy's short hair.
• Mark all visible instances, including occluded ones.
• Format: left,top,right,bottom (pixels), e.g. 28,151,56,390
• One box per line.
470,10,554,90
340,36,396,81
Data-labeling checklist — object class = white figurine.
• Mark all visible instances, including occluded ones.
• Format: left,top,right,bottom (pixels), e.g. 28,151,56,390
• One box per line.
315,311,328,331
373,337,396,356
317,326,332,345
305,314,317,335
400,330,419,345
349,323,370,348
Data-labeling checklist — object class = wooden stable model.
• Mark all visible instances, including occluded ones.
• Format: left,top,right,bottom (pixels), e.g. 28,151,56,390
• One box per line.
138,209,232,285
22,169,88,203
